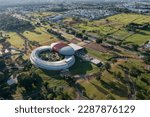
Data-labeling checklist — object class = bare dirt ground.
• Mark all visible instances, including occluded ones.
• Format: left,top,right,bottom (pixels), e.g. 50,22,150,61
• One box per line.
85,42,108,53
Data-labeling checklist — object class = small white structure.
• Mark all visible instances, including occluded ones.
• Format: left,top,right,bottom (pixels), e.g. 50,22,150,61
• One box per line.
5,49,9,54
68,43,83,52
91,58,102,66
7,75,18,85
145,41,150,49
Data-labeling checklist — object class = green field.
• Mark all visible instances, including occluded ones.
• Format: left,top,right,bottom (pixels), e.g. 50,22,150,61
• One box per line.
73,13,150,46
22,27,58,44
70,57,100,75
86,48,114,61
7,32,25,49
80,77,128,100
28,12,58,18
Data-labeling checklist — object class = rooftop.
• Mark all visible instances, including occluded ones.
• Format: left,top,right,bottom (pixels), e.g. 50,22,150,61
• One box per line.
7,75,18,86
91,58,101,65
68,43,83,51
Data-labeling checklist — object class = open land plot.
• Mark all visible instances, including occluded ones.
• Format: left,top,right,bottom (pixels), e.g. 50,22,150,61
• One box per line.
78,73,128,100
85,42,108,53
118,58,146,72
70,38,81,44
7,32,25,49
35,69,78,99
78,56,147,100
13,68,77,100
28,12,58,18
111,58,150,98
72,13,150,46
79,79,107,100
22,27,58,44
86,48,115,61
61,33,75,40
124,30,150,45
0,44,3,49
70,57,100,75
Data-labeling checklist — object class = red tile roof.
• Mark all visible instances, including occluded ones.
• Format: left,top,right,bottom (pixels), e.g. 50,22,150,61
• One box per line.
52,42,68,52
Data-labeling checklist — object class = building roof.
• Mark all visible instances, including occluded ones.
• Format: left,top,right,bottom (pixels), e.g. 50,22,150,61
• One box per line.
0,37,5,42
0,37,3,40
51,42,75,56
91,58,101,65
59,46,75,56
68,43,83,51
52,42,68,52
145,41,150,48
7,75,18,85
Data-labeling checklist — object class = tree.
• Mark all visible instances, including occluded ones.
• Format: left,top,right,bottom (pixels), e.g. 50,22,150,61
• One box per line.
82,30,86,33
75,33,83,38
0,72,5,83
106,19,109,22
96,72,102,81
0,84,12,99
47,94,54,100
66,29,69,33
132,44,139,51
105,63,111,71
117,72,122,79
96,39,103,44
130,67,141,78
83,36,88,40
144,56,150,65
0,14,34,32
18,73,33,91
113,72,117,78
111,59,117,64
71,30,76,35
0,59,6,70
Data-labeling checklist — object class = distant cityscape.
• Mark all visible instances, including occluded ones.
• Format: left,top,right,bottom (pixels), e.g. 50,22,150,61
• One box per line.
1,1,150,21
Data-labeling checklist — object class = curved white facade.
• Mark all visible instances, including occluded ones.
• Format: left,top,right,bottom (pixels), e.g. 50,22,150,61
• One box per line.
30,45,75,70
51,42,75,56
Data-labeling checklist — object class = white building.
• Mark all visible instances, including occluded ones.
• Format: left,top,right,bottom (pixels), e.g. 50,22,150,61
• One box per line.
30,42,76,71
144,41,150,50
7,75,18,86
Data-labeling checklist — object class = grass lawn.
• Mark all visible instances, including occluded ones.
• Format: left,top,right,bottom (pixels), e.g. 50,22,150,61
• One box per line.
73,13,150,46
62,33,74,40
79,76,128,100
35,69,77,99
7,32,25,49
70,57,100,75
22,27,58,44
124,30,150,45
80,79,106,99
86,48,114,61
119,59,146,72
28,12,58,18
81,58,146,100
0,44,2,49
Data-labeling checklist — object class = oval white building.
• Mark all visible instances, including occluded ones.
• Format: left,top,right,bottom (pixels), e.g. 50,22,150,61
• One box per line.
30,42,75,70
